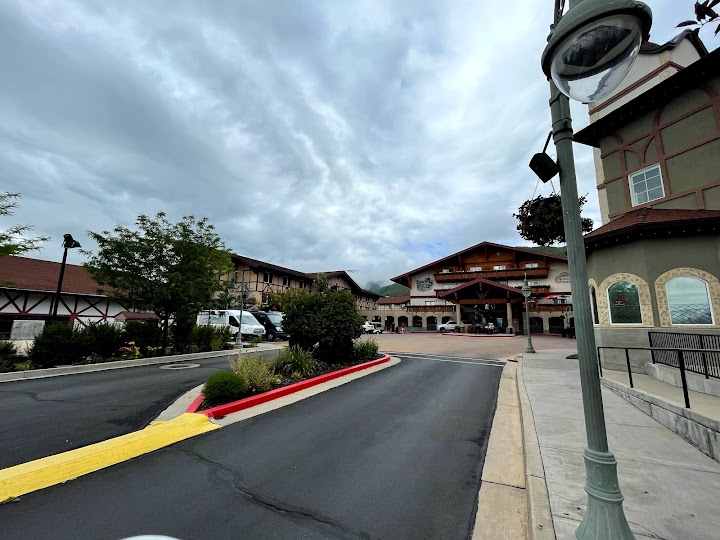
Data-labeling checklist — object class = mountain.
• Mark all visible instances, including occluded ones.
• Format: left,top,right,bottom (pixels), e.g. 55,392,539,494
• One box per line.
365,282,410,297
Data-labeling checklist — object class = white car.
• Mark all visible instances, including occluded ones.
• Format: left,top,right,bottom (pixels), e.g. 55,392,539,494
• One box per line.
437,320,461,332
361,321,374,333
370,322,385,334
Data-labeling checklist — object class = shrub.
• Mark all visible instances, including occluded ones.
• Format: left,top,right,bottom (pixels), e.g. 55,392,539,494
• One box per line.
79,322,125,359
283,286,363,363
191,325,216,352
231,354,276,394
272,345,317,378
123,321,162,356
352,339,379,363
28,323,83,368
202,371,249,408
0,341,18,373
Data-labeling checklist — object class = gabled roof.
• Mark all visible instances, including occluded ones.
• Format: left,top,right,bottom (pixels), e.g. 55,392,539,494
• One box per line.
232,254,310,280
574,45,720,147
378,295,410,305
0,256,111,296
436,277,525,299
640,29,708,57
306,271,382,299
584,208,720,249
390,241,567,285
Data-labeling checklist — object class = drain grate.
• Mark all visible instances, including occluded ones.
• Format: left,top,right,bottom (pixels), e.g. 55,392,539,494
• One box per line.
159,363,201,370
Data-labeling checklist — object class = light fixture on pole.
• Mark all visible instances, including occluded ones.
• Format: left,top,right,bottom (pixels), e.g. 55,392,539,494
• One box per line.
521,275,535,354
535,1,652,538
51,233,81,320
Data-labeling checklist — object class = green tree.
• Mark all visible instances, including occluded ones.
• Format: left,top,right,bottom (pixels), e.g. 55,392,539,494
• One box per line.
513,194,593,246
0,192,49,257
282,276,363,363
85,213,233,349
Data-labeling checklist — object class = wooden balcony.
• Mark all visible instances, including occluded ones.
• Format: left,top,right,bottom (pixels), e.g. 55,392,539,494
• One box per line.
532,286,550,296
407,305,456,313
434,267,549,282
531,304,573,312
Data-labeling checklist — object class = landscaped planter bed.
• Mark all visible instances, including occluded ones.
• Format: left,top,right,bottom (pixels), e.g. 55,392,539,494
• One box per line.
188,355,390,418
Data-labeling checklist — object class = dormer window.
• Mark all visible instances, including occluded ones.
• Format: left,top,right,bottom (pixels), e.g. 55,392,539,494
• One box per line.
629,164,664,206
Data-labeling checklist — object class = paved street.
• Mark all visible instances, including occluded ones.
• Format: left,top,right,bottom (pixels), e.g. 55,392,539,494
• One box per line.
0,351,504,540
0,350,277,469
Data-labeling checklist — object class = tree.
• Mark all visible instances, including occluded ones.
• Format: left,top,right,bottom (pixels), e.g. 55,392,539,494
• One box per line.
0,192,49,257
677,1,720,38
282,277,364,363
513,194,593,246
85,213,233,350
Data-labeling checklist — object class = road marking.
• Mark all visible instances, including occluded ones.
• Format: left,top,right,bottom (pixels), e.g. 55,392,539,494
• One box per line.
398,355,505,368
159,363,201,370
0,413,219,500
383,351,505,364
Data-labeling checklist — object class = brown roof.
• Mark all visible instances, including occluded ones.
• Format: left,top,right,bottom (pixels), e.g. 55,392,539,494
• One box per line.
437,277,525,299
114,311,160,322
390,241,567,285
639,29,708,57
232,254,310,280
0,256,111,296
378,295,410,305
584,208,720,244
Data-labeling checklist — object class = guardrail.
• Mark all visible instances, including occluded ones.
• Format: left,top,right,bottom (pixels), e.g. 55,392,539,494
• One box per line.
596,346,720,409
648,331,720,379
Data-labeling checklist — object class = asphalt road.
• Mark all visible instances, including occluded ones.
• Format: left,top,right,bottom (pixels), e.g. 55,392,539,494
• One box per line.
0,350,278,469
0,352,504,540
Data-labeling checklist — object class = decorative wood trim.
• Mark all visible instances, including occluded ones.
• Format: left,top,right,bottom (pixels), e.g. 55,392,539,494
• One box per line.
588,61,685,115
606,177,720,218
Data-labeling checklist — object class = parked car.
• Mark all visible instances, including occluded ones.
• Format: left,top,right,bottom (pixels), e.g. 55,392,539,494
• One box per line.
196,310,265,342
437,320,461,332
370,322,385,334
361,321,374,333
250,310,289,341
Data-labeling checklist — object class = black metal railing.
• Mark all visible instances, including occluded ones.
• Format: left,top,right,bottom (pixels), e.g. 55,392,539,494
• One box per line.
648,332,720,379
597,346,720,409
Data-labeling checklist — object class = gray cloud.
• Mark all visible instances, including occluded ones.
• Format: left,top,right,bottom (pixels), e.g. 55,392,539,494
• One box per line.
0,0,709,285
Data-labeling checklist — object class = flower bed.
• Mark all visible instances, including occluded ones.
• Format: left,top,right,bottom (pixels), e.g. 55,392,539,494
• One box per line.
188,355,390,418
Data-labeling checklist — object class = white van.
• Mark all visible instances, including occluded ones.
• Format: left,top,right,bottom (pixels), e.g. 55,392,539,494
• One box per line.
196,310,265,341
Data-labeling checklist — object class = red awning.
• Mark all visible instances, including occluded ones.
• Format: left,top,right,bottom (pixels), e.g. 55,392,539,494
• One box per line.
544,295,557,299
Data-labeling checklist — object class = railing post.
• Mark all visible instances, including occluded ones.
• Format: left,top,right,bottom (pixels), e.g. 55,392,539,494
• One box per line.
678,350,691,409
700,335,709,379
597,347,603,377
625,348,634,389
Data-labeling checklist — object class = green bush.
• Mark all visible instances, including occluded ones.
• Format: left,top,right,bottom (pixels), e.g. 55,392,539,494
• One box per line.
123,321,162,356
28,323,83,368
191,325,216,352
79,322,126,359
283,284,363,363
272,345,318,378
0,341,18,373
231,354,276,393
202,371,249,408
352,339,379,363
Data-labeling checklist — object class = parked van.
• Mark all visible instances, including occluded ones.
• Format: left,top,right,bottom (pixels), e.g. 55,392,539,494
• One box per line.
196,310,265,341
250,310,288,341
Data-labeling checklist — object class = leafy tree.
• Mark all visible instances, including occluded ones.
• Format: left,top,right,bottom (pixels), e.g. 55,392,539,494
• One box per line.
85,213,233,349
677,1,720,38
0,192,49,257
282,282,364,363
513,194,593,246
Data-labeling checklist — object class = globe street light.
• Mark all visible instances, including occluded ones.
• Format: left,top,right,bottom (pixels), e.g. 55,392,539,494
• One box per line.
522,276,536,353
535,1,651,538
51,234,82,320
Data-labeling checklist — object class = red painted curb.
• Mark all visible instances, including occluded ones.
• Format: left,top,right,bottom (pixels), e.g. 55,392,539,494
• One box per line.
190,355,391,419
186,393,205,414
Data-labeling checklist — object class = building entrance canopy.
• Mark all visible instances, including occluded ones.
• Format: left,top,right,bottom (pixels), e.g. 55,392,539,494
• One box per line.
437,277,525,305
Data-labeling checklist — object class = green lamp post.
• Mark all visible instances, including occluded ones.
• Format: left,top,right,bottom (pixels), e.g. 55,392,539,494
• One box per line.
522,276,536,353
538,0,652,538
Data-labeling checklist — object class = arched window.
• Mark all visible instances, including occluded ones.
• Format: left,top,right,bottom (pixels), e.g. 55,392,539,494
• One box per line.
608,281,642,324
666,277,714,325
589,285,599,325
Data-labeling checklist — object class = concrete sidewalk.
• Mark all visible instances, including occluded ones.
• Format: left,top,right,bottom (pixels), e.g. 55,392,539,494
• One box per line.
520,349,720,540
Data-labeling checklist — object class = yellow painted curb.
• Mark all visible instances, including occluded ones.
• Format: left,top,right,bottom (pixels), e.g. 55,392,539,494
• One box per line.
0,413,219,500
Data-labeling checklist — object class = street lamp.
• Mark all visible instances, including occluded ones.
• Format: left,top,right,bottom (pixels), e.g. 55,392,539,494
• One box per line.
534,1,652,538
522,276,535,353
51,233,81,320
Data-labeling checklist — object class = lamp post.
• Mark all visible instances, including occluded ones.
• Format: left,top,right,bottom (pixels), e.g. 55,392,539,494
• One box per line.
537,1,651,538
522,276,535,353
51,234,81,320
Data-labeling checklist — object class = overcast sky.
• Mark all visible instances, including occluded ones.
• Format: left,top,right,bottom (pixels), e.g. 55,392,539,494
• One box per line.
1,1,712,287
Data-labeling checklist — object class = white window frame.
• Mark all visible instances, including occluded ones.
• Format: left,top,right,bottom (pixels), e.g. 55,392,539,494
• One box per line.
525,263,539,269
263,272,273,284
629,164,664,207
282,276,290,287
493,265,506,271
441,269,451,274
469,266,482,272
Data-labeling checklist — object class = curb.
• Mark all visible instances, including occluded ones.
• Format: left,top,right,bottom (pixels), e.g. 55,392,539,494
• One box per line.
0,413,219,501
192,355,391,418
517,359,556,540
0,344,286,383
